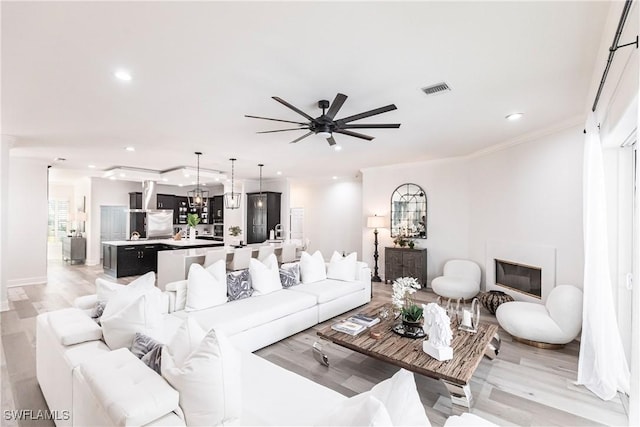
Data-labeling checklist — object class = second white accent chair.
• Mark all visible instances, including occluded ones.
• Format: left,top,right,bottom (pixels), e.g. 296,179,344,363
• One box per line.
431,259,481,300
496,285,583,347
228,247,253,271
203,249,227,268
257,245,275,262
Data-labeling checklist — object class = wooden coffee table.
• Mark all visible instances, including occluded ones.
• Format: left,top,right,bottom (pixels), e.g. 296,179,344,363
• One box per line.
315,302,500,408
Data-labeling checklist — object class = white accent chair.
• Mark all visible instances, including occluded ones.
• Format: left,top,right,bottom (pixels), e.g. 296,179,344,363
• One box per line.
257,245,275,262
204,249,227,268
228,247,253,271
431,260,481,300
278,243,298,264
496,285,583,347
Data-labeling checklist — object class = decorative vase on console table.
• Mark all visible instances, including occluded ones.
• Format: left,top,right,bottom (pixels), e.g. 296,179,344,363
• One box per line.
479,290,514,315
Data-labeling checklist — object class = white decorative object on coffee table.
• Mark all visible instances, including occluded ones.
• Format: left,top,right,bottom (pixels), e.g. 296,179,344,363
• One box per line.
422,303,453,361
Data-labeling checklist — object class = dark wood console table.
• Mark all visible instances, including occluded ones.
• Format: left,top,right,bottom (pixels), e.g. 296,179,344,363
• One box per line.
385,247,428,287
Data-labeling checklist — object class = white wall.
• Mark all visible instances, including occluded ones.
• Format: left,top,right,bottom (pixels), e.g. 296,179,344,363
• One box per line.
362,159,470,284
7,157,49,287
86,178,142,264
0,137,14,310
468,125,585,288
290,178,362,259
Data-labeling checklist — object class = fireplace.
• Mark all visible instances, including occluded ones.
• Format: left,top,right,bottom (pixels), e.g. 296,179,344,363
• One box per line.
494,259,542,299
485,240,556,303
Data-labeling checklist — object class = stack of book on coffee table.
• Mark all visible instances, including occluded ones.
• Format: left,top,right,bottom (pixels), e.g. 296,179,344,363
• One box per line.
331,313,381,336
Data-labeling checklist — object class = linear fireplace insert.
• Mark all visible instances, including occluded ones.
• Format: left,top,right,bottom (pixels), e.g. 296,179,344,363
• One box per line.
494,258,542,299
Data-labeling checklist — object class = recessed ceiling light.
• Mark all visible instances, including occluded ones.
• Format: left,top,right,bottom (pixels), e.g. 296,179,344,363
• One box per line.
88,164,96,169
54,157,66,162
184,173,190,178
332,176,338,180
214,178,220,182
191,181,196,185
276,171,282,175
202,183,207,186
119,173,126,177
114,69,132,81
125,146,135,152
162,178,168,182
109,176,116,180
505,112,524,121
178,184,183,187
334,145,342,152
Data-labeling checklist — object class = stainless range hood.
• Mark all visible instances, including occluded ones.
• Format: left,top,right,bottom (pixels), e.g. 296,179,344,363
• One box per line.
128,180,173,239
129,180,158,212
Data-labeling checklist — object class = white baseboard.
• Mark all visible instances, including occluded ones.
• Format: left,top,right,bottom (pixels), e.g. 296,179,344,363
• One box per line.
86,259,100,266
0,299,9,312
7,276,47,287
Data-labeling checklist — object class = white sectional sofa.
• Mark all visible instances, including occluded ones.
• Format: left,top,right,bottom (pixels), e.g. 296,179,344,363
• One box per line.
36,254,495,426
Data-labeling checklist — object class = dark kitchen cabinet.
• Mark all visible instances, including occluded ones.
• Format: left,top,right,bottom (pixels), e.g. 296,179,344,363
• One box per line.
211,196,224,237
129,213,146,238
157,194,175,210
175,197,188,225
129,192,142,209
385,247,428,287
246,192,281,244
109,244,160,278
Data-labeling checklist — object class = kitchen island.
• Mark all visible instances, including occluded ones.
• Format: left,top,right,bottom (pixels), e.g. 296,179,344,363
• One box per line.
102,238,224,278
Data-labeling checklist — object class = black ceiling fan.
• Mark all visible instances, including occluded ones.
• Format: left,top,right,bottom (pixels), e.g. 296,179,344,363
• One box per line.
245,93,400,146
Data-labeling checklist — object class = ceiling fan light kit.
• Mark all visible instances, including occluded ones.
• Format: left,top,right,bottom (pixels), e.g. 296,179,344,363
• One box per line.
246,93,401,146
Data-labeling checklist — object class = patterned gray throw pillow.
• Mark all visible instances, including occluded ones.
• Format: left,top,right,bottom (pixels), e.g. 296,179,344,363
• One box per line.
280,263,300,288
91,301,107,325
141,345,162,374
130,333,163,374
227,269,253,301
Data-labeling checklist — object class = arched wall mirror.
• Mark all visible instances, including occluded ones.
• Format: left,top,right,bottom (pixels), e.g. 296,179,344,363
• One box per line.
390,183,427,238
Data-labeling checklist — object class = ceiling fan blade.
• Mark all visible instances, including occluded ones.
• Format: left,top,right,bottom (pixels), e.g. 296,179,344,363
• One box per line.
257,127,310,134
341,123,401,129
290,132,314,144
325,93,348,120
245,115,308,125
337,104,397,124
272,97,315,121
334,129,374,141
327,136,337,146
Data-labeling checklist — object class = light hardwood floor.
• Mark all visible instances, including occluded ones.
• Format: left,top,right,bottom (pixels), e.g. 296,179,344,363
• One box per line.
0,261,628,427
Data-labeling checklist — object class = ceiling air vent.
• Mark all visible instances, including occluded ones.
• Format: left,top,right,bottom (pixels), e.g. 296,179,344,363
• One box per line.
421,82,451,96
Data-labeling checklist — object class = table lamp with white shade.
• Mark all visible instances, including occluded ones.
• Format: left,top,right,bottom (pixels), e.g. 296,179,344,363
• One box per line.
367,215,387,282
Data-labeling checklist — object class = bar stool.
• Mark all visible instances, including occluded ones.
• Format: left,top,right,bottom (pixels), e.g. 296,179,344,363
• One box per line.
257,245,275,262
203,249,227,268
228,247,253,271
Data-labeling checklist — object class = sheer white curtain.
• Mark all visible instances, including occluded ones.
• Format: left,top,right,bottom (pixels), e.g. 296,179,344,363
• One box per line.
577,113,630,400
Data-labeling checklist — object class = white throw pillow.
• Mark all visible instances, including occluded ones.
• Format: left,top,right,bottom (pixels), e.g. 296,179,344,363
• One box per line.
327,251,358,282
369,369,431,427
100,290,164,349
315,394,393,426
161,328,242,426
165,317,207,368
185,261,227,311
300,250,327,284
249,254,282,296
96,271,156,304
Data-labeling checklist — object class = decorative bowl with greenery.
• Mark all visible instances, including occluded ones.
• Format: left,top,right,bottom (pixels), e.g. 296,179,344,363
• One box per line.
187,213,201,228
392,277,423,322
229,226,242,237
